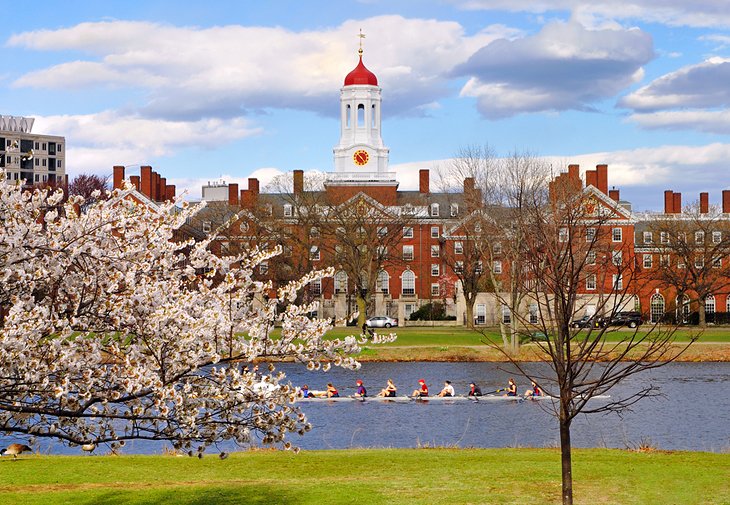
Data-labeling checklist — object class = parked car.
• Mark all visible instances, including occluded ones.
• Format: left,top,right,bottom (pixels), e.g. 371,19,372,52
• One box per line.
599,311,643,329
570,315,600,328
365,316,399,328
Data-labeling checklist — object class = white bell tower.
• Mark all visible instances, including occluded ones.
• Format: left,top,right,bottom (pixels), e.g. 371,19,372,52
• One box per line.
331,37,391,182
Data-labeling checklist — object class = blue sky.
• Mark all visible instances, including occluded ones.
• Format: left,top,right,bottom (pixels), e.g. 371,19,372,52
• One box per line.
3,0,730,210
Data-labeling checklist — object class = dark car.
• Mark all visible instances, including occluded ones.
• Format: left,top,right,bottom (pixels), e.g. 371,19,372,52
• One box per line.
599,311,643,329
571,315,600,329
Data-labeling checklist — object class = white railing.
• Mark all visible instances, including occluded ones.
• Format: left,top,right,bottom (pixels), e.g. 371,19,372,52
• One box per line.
326,172,397,182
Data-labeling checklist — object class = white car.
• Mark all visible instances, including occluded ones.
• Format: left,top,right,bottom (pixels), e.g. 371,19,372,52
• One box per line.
365,316,398,328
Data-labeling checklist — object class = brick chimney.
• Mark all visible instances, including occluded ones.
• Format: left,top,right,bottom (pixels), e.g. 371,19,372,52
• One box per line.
140,166,152,199
596,164,608,194
293,169,304,197
700,192,709,214
585,170,597,188
419,169,430,194
248,178,259,195
130,175,141,192
673,192,682,214
568,164,580,183
153,172,161,201
228,183,239,206
113,165,125,190
609,189,620,201
165,185,176,201
159,177,166,202
664,190,674,214
723,190,730,213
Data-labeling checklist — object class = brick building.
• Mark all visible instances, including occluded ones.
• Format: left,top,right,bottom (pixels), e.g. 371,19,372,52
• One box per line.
112,49,730,327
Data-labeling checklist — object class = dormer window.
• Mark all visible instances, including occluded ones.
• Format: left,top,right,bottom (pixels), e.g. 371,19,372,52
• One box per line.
450,203,459,217
430,203,440,217
283,204,292,217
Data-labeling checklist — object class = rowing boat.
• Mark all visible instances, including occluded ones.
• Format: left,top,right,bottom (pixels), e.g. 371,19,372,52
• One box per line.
294,394,611,403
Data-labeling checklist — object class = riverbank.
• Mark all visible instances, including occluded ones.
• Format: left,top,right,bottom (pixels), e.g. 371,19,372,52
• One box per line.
333,326,730,362
1,448,727,504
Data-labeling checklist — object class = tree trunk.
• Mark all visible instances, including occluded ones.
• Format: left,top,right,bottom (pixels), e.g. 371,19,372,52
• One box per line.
698,298,706,328
465,297,475,328
559,402,573,505
356,294,368,328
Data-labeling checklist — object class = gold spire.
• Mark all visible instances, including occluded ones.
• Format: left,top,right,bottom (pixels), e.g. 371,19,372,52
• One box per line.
358,28,365,56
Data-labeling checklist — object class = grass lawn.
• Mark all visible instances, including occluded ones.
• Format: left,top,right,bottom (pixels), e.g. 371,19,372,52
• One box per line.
0,448,727,504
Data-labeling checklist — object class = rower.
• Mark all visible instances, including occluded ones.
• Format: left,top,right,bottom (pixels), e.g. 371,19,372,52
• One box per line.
326,383,340,398
503,378,517,397
411,379,429,397
377,379,397,397
467,381,482,397
299,384,314,398
437,380,455,397
524,381,543,397
354,379,367,398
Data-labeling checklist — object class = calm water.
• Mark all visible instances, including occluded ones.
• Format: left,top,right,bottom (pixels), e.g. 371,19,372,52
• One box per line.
9,362,730,455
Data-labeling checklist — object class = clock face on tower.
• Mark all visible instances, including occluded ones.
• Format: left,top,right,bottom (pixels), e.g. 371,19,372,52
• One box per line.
353,149,370,166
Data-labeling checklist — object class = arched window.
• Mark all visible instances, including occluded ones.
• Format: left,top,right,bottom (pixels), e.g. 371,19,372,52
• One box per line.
650,293,665,323
377,270,390,294
371,104,376,127
357,104,365,127
334,271,348,294
705,294,716,314
676,295,690,323
402,270,415,296
346,104,351,127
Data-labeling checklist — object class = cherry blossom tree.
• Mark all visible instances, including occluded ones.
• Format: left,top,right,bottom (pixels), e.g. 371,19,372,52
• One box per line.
0,176,388,454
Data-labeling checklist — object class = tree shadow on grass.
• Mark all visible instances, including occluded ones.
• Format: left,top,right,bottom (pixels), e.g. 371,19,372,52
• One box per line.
76,486,297,505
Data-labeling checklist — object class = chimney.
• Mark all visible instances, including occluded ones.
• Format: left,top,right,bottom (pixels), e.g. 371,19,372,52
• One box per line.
609,189,620,201
165,185,176,201
248,178,259,195
140,166,152,199
113,165,125,190
673,192,682,214
159,177,166,202
700,192,709,214
585,170,597,188
596,164,608,194
568,164,580,182
293,169,304,197
130,175,141,192
723,190,730,214
419,169,430,194
664,190,674,214
153,172,161,201
228,183,239,206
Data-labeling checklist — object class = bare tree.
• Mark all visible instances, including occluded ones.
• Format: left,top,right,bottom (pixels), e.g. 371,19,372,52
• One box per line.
482,172,692,505
68,173,110,203
646,201,730,327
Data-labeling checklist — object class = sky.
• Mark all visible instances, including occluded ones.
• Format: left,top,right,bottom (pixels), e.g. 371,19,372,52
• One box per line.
3,0,730,210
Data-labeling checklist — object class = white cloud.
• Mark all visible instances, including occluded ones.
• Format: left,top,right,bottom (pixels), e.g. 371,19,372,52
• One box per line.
628,109,730,134
34,112,261,177
620,58,730,111
454,20,653,118
8,17,509,119
450,1,730,28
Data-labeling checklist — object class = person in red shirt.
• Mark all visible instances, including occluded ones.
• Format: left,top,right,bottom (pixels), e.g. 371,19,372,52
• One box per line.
326,383,339,398
411,379,429,397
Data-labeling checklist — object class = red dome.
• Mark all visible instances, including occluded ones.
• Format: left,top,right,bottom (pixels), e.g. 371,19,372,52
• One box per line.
344,55,378,86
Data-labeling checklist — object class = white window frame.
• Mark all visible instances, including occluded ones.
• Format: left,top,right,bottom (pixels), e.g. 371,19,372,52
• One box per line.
403,226,414,238
612,250,622,266
712,231,722,244
430,203,440,217
310,246,320,261
612,274,623,291
431,263,440,276
493,242,502,255
586,228,596,242
660,232,669,244
454,241,463,255
403,245,414,261
643,254,652,269
559,228,568,243
402,270,416,295
643,231,652,244
586,251,596,265
493,260,502,274
283,204,292,217
612,228,622,242
695,231,705,244
450,203,458,217
586,274,596,291
202,221,212,233
431,226,439,238
431,283,440,297
431,245,440,258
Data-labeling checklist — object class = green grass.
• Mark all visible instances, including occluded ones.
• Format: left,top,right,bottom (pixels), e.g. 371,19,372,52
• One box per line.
308,325,730,345
0,448,727,504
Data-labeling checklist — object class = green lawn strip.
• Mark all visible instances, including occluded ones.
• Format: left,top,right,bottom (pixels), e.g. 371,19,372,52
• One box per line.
0,448,727,505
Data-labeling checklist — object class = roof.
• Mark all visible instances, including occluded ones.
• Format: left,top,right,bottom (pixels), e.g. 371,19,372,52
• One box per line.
344,54,378,86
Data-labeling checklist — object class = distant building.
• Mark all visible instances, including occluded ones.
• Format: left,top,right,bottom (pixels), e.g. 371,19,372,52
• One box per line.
0,115,65,186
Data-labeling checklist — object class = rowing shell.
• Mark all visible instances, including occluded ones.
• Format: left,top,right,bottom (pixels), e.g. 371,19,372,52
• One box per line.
295,394,611,403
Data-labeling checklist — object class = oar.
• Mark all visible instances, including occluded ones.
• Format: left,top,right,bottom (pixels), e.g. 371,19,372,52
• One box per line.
484,388,506,395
